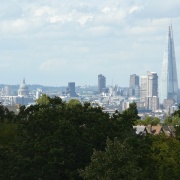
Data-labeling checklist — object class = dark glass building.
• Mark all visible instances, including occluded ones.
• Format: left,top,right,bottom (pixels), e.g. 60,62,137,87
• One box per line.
67,82,77,97
98,74,106,93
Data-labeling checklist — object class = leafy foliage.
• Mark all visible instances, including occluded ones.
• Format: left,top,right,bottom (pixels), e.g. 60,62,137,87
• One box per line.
135,116,160,126
4,97,139,179
80,138,142,180
0,98,180,179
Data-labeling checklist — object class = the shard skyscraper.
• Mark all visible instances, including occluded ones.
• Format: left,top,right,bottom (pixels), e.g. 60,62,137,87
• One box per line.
161,24,178,103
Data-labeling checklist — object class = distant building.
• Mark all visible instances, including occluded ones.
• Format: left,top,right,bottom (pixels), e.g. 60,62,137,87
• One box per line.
129,74,139,87
129,74,140,98
98,74,106,93
128,85,140,98
145,96,159,112
140,72,159,111
140,72,158,101
1,85,11,96
109,85,118,97
163,99,175,111
101,88,109,93
169,103,179,114
140,76,147,101
67,82,77,97
0,79,33,106
147,71,158,97
36,89,43,100
16,79,33,105
122,101,130,111
18,79,29,97
161,24,178,103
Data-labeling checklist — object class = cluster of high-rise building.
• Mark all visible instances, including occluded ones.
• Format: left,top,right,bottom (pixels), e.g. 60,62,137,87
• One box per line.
125,24,179,114
134,72,159,112
0,23,178,119
96,24,179,118
130,24,179,114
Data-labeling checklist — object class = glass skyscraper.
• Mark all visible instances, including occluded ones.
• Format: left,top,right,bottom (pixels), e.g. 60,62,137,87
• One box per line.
98,74,106,93
161,24,178,103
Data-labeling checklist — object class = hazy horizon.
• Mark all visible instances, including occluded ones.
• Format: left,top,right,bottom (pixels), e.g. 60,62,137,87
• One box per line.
1,0,180,86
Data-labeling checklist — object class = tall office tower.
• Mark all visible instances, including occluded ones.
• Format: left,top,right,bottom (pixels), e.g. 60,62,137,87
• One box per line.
145,72,159,111
129,74,140,97
129,74,139,87
147,71,158,97
161,24,178,103
67,82,77,97
140,76,147,101
98,74,106,93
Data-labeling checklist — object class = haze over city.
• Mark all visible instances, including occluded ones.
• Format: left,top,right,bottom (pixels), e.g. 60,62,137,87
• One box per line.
1,0,180,86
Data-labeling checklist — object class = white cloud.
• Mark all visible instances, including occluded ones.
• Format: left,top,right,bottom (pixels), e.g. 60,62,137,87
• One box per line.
0,0,180,85
34,6,55,17
39,59,67,71
129,6,143,14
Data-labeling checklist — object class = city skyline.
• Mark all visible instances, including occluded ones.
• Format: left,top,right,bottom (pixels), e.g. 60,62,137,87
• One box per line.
0,1,180,86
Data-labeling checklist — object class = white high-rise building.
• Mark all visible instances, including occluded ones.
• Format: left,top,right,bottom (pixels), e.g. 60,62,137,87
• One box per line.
140,76,147,101
147,71,158,97
161,24,178,103
141,72,159,111
145,96,159,112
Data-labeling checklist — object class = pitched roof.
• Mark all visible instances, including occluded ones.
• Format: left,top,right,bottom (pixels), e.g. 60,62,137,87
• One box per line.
133,126,147,134
162,125,176,137
146,124,163,135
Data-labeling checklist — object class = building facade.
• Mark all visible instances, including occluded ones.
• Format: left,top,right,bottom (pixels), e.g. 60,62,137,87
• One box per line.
18,79,29,97
140,76,147,101
161,24,178,103
129,74,139,87
140,72,159,111
129,74,140,98
147,71,158,97
145,96,159,112
67,82,77,97
98,74,106,93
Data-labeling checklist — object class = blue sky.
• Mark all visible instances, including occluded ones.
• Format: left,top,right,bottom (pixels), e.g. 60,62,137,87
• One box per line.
1,0,180,86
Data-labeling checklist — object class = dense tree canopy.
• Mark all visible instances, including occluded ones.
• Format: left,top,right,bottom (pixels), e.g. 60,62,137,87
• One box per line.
0,97,179,179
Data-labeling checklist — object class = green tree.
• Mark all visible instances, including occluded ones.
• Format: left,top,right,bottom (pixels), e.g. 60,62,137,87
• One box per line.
4,99,138,179
175,125,180,140
150,135,180,179
135,116,160,126
0,104,17,180
0,103,15,122
80,138,142,180
9,100,140,179
165,115,180,126
36,94,51,105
